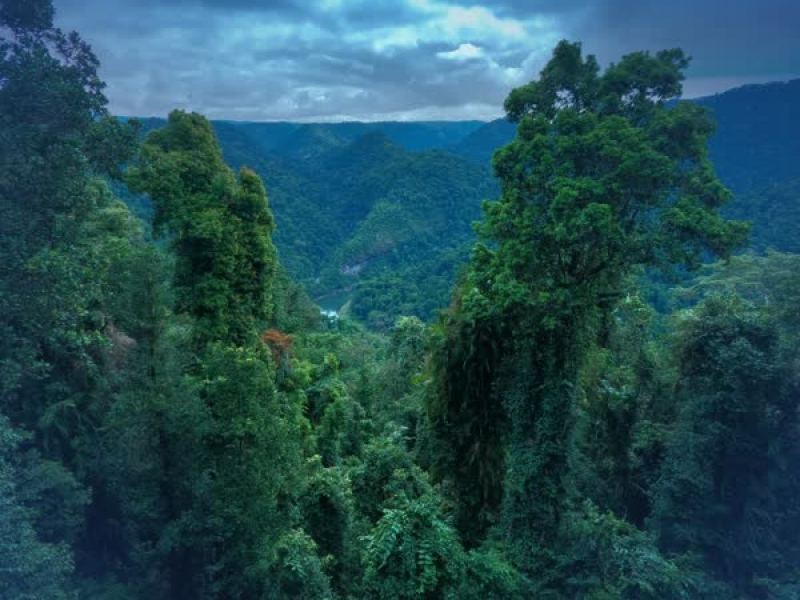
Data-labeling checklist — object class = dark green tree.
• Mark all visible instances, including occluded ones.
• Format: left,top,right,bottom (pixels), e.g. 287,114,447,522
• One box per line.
197,344,303,599
651,295,800,598
128,111,303,599
0,1,141,593
573,291,669,527
430,40,747,591
0,0,138,429
128,110,277,348
0,416,74,600
426,285,507,544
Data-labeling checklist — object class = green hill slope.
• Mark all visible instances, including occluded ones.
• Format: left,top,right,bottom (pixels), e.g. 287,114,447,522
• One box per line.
208,124,497,325
122,79,800,326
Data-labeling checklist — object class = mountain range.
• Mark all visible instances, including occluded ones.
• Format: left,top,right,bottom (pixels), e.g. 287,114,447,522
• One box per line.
128,78,800,327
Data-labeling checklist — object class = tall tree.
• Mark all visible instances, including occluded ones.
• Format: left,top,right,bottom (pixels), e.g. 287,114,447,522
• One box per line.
128,111,301,599
429,40,747,591
128,110,277,348
0,0,140,591
0,0,137,428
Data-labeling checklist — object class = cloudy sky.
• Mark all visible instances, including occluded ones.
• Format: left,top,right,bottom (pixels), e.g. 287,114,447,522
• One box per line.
53,0,800,122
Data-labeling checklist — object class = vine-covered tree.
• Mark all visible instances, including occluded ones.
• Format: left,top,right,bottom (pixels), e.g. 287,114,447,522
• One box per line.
128,110,277,347
127,111,303,599
429,40,748,592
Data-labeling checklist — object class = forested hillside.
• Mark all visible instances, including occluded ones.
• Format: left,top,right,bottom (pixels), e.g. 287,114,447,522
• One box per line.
127,78,800,328
2,2,799,599
130,115,497,327
225,120,484,154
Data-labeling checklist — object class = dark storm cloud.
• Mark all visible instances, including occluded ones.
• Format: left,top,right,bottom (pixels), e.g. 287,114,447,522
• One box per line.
582,1,800,71
463,0,800,83
52,0,800,121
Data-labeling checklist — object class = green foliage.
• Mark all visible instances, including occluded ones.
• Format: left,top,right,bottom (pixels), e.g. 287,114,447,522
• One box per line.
271,264,323,334
184,343,303,599
426,286,507,544
372,316,428,433
296,458,356,592
263,528,335,600
724,180,800,254
5,6,800,598
447,544,525,600
350,245,472,329
360,468,524,600
361,493,464,600
651,295,800,598
574,291,672,526
317,381,369,466
563,501,688,600
128,110,278,347
429,39,748,591
679,251,800,336
350,433,432,525
0,7,135,260
0,416,74,600
0,0,138,443
0,7,146,596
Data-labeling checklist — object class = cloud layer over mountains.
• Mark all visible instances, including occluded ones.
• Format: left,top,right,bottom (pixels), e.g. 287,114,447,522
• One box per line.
54,0,800,121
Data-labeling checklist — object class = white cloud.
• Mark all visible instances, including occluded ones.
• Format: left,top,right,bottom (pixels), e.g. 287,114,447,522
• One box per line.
438,42,484,60
368,27,420,52
441,5,525,38
56,0,799,121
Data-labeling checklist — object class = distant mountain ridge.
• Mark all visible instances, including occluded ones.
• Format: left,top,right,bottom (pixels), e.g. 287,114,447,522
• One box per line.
697,79,800,192
125,78,800,327
126,78,800,187
205,119,483,153
437,79,800,192
448,118,517,164
208,119,496,327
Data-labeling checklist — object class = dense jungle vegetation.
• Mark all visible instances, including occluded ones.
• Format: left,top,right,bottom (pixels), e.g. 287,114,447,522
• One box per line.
124,77,800,329
1,1,799,599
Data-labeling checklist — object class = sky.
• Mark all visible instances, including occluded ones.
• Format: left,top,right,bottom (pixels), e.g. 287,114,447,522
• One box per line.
53,0,800,122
